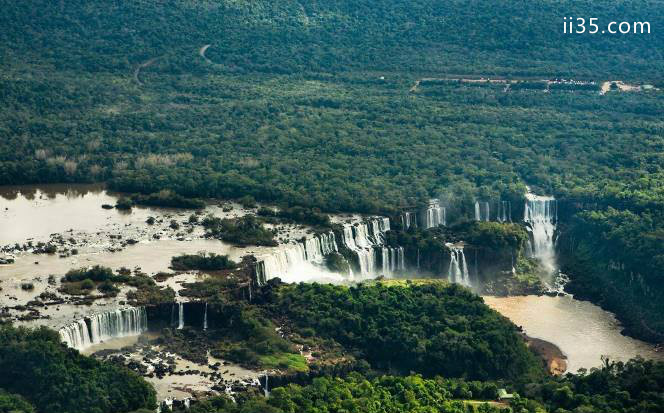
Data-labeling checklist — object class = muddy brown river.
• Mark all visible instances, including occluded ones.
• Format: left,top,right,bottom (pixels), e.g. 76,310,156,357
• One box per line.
484,295,663,372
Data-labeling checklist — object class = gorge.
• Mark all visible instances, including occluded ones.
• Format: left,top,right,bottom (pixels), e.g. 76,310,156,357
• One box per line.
2,185,662,409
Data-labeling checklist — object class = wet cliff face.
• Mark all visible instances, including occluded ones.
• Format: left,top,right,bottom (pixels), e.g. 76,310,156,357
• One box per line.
146,301,210,330
402,243,519,283
391,219,534,289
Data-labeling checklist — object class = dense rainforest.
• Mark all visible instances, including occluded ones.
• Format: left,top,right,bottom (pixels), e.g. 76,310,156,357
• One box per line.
0,1,663,412
266,282,543,382
177,358,664,413
0,324,156,413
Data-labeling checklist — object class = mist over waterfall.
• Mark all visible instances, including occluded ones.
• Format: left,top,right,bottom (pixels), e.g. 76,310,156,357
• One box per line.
447,245,471,287
340,218,394,277
254,231,339,284
59,307,148,350
421,199,445,229
524,190,558,275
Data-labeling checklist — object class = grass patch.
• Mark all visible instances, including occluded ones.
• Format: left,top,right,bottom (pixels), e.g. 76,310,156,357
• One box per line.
371,278,449,288
259,352,309,373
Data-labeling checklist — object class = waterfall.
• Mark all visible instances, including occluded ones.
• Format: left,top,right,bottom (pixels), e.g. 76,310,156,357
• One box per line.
524,190,557,274
498,201,512,222
59,319,91,350
203,303,208,330
474,201,490,221
254,231,339,284
264,374,270,398
177,303,184,329
255,218,403,283
160,399,173,413
380,246,405,276
422,199,445,229
59,307,147,351
255,260,267,285
401,211,417,230
340,218,395,277
381,247,390,276
446,245,470,287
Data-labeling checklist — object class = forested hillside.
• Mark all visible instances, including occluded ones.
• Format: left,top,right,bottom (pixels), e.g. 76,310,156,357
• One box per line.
0,325,156,413
0,0,663,342
1,0,662,77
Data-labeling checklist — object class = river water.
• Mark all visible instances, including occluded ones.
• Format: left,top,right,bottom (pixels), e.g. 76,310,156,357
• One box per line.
0,184,292,329
1,184,662,374
484,295,662,372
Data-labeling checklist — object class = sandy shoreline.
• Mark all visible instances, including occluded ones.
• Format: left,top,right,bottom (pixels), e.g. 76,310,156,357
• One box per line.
524,334,567,375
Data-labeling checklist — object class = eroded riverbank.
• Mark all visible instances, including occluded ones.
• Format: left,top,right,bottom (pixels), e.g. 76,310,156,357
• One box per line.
484,295,663,372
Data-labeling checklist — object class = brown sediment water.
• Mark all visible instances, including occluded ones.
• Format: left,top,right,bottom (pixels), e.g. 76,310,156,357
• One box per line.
484,295,663,372
0,184,138,245
0,184,316,329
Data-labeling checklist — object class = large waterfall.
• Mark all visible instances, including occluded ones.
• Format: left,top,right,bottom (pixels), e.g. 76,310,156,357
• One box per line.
447,245,471,287
524,191,557,274
59,307,148,351
340,218,394,276
381,246,405,276
255,217,407,284
421,199,445,229
254,231,339,284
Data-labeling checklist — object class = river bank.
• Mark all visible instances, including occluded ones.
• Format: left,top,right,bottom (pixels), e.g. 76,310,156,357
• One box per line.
484,295,663,372
524,334,567,375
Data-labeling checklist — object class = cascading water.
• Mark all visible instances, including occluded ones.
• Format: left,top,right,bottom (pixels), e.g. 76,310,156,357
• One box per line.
446,244,471,287
255,218,404,283
341,219,387,276
524,190,557,275
474,201,490,221
498,201,512,222
341,218,404,278
254,231,339,284
380,246,405,276
177,302,184,329
203,303,208,330
401,212,417,230
59,307,148,351
421,199,445,229
59,319,92,350
264,374,270,398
